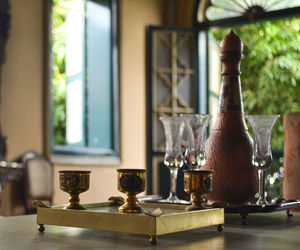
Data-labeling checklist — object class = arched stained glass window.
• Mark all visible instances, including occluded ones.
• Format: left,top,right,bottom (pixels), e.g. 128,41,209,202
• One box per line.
207,0,300,21
196,0,300,24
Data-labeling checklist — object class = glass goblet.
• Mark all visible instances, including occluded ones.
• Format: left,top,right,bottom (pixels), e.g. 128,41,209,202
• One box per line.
159,116,188,204
246,115,280,205
181,114,212,170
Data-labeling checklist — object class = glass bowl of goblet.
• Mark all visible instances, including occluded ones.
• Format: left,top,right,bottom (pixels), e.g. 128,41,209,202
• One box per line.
181,114,212,170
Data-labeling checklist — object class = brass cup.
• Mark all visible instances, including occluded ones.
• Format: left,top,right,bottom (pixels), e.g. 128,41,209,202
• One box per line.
184,170,213,211
59,170,91,210
117,169,146,213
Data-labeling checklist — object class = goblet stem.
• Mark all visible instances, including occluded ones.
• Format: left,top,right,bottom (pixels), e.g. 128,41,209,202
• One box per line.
257,169,267,205
167,168,179,202
126,193,139,206
70,193,80,204
65,193,84,210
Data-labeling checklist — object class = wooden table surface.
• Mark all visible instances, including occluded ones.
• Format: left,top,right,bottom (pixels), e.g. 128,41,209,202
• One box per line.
0,211,300,249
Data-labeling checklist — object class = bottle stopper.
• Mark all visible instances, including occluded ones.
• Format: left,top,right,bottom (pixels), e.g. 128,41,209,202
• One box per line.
220,30,243,75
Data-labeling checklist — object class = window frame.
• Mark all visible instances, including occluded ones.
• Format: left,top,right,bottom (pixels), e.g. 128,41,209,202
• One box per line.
44,0,120,165
146,26,199,195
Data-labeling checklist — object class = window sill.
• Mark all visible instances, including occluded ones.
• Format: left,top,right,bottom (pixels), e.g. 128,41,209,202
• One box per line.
51,154,121,166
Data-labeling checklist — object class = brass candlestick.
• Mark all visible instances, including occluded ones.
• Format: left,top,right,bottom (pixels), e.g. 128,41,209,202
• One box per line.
59,170,91,210
184,170,213,211
117,169,146,213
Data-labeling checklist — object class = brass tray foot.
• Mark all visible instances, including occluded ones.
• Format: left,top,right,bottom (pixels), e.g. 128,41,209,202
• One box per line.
149,235,158,245
38,224,45,233
217,224,224,232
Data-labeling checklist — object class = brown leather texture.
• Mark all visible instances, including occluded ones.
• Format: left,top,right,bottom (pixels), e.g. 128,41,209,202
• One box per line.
214,112,247,130
202,112,258,205
283,112,300,211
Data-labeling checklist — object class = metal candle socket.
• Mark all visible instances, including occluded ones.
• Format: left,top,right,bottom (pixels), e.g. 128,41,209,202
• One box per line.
117,169,146,213
184,170,213,211
59,170,91,210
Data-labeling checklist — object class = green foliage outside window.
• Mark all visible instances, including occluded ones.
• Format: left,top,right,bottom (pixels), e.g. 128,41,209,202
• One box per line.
52,0,75,145
210,17,300,149
210,17,300,197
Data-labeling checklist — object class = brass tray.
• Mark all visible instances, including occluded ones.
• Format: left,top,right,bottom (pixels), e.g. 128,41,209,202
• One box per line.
36,201,224,245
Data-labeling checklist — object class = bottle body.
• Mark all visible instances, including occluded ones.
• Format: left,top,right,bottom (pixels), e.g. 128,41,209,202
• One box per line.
203,112,257,205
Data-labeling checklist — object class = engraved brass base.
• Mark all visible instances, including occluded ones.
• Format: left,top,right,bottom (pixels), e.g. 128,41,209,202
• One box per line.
119,193,143,213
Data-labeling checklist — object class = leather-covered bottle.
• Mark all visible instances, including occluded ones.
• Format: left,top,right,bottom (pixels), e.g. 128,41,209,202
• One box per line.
202,31,258,205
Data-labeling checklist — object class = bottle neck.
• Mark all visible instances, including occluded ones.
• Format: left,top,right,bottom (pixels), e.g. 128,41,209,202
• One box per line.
218,75,244,113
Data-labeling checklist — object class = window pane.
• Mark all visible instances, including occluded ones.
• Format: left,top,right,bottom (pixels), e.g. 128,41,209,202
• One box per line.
86,0,112,149
65,0,85,146
206,6,241,21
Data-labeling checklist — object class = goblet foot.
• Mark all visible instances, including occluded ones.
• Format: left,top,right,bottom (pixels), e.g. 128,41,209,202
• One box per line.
63,194,85,210
256,197,268,206
158,195,190,205
167,195,181,203
185,194,207,211
185,203,207,211
64,203,85,210
119,201,143,213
